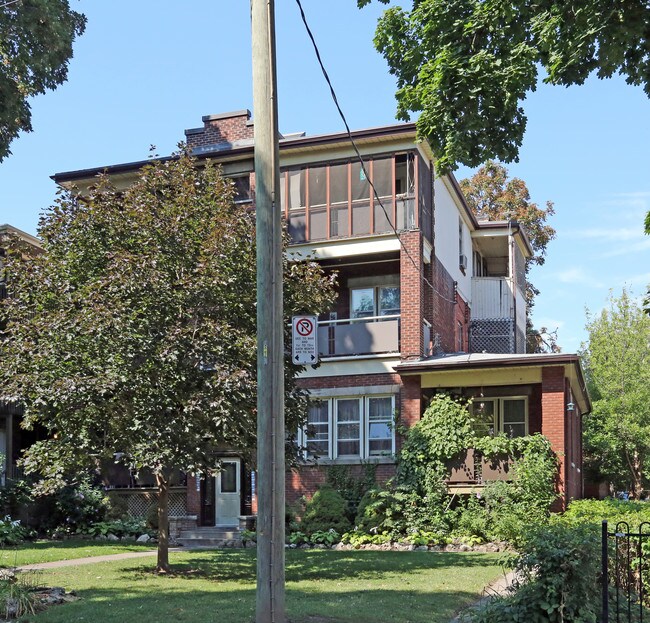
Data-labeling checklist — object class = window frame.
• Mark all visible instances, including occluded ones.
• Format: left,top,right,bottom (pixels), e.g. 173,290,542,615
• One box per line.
301,394,396,461
470,396,529,438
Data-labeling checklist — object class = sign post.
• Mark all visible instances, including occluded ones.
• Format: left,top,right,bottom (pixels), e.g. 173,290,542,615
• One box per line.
292,316,319,365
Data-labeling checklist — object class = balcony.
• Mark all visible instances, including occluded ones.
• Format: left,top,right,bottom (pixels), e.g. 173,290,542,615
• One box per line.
317,315,400,358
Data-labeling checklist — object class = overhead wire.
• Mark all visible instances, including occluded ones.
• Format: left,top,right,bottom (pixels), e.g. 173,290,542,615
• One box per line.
0,0,21,9
293,0,457,306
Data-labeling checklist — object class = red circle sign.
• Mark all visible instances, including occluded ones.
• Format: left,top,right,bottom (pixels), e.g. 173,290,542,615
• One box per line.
296,318,314,336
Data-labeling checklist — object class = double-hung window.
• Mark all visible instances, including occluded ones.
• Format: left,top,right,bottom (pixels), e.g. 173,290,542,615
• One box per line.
470,397,528,438
303,395,395,460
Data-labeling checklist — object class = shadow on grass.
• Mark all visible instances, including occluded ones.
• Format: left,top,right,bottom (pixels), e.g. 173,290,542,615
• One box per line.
31,583,486,623
130,548,499,583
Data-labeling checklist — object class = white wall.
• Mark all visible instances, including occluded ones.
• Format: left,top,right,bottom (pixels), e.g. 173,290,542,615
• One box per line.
433,177,472,303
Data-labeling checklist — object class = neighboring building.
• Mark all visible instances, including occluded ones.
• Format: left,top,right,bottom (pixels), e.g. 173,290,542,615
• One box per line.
52,110,590,531
0,224,43,485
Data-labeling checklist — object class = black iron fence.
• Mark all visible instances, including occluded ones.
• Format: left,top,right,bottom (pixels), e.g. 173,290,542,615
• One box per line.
602,520,650,622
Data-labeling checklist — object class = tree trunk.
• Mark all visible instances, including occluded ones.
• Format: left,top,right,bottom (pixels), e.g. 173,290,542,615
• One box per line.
155,472,170,573
632,450,644,500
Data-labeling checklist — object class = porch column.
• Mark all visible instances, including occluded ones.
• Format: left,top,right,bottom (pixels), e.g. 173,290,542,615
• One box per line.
400,230,424,361
541,366,567,509
398,376,422,452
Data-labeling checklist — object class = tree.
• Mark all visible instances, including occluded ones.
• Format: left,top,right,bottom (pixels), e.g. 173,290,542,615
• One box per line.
459,160,557,352
358,0,650,173
0,151,336,571
0,0,86,162
581,289,650,499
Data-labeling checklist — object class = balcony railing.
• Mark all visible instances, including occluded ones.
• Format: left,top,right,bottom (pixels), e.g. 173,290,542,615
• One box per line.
317,314,400,357
446,449,513,487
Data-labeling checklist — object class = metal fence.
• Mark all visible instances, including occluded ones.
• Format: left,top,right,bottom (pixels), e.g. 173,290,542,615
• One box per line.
602,520,650,623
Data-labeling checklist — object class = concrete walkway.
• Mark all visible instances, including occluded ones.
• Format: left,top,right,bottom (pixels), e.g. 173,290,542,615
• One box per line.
451,570,518,622
16,547,187,571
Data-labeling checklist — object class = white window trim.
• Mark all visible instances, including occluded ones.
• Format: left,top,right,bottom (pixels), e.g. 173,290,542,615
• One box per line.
301,394,396,461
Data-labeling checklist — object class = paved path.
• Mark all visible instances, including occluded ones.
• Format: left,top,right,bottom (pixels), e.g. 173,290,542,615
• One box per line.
16,547,187,571
451,570,518,622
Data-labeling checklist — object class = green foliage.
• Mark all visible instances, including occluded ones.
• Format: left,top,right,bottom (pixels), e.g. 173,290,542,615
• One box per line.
0,516,34,545
80,517,151,539
309,529,341,546
300,485,352,536
0,0,86,161
105,493,129,521
0,479,33,517
465,523,601,623
326,463,377,521
581,289,650,497
240,529,257,544
398,394,474,488
341,530,392,547
361,0,650,173
0,575,38,619
28,477,109,535
0,150,335,569
559,498,650,527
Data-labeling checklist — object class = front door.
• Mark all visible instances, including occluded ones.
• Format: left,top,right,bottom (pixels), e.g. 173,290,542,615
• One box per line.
215,459,241,526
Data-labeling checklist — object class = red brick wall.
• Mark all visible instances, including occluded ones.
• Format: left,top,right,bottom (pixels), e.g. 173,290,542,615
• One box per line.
185,110,253,150
296,373,401,391
400,230,424,360
186,474,200,516
454,294,470,352
286,463,397,508
541,366,568,509
399,376,422,451
430,256,457,352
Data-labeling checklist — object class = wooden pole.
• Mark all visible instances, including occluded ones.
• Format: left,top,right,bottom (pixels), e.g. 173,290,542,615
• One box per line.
252,1,285,621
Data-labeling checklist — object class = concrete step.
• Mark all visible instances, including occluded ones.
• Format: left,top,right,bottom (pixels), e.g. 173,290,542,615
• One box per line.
177,526,241,547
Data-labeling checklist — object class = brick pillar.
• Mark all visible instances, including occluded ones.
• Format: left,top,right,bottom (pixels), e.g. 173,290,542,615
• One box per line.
541,366,567,509
186,474,201,516
400,230,424,360
398,376,422,451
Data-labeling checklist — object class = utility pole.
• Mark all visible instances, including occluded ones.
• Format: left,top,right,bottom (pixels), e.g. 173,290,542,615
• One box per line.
251,1,285,622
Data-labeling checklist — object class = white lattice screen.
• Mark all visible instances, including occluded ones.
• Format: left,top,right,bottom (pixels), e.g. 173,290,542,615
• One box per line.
110,488,187,518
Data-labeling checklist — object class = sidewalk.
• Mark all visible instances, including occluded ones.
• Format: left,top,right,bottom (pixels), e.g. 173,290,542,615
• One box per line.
451,569,517,622
16,547,187,571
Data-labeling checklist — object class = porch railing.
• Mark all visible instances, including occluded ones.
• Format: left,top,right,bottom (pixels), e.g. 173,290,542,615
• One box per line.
446,449,513,486
317,314,400,357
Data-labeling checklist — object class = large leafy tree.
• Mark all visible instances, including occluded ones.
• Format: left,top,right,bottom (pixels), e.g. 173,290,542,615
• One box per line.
0,152,336,571
460,160,557,352
359,0,650,173
0,0,86,161
580,290,650,499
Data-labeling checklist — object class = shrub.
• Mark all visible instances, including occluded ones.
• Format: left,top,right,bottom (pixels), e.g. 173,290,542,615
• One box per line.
81,517,151,539
300,485,351,535
464,523,600,623
105,493,129,521
0,479,33,518
0,516,34,545
326,463,377,522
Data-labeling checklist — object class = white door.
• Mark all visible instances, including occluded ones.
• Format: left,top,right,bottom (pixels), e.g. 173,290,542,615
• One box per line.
215,459,241,526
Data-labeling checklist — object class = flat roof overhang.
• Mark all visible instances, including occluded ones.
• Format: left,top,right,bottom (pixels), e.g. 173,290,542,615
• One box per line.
395,352,591,414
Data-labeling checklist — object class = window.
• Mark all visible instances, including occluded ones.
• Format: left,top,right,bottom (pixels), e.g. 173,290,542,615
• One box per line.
470,397,528,438
350,286,400,319
302,395,396,460
305,401,330,458
336,398,361,457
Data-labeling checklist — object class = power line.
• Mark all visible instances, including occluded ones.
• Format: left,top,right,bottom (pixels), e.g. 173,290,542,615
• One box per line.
293,0,457,307
0,0,21,9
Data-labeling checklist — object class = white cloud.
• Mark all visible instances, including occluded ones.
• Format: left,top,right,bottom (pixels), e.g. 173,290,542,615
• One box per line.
555,267,605,288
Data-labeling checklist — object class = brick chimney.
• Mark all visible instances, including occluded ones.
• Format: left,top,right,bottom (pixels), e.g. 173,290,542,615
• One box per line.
184,109,254,153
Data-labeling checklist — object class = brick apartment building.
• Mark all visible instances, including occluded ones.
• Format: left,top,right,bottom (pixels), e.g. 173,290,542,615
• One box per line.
53,110,590,531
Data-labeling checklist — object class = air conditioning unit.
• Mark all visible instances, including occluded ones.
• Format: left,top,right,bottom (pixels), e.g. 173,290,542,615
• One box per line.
459,254,468,271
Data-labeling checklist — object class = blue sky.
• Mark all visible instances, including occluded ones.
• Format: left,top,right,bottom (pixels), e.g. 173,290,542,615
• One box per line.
1,0,648,353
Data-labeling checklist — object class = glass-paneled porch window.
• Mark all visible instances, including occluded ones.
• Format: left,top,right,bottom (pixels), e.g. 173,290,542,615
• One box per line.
282,152,427,243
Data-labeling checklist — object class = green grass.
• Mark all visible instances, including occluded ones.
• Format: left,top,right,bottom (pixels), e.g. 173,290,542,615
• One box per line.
23,549,503,623
0,540,155,567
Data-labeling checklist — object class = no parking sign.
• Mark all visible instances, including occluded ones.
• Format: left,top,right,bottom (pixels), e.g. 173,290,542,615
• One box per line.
291,315,319,365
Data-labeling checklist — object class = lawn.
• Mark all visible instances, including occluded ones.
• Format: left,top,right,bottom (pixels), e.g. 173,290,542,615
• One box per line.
0,540,155,567
23,548,504,623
